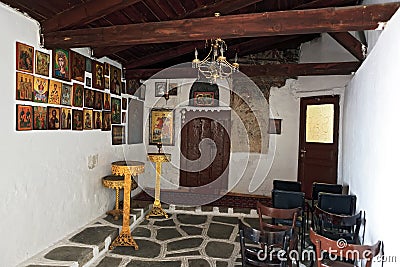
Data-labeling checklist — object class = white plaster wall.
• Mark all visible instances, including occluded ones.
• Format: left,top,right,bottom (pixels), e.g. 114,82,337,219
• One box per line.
342,9,400,265
0,4,145,266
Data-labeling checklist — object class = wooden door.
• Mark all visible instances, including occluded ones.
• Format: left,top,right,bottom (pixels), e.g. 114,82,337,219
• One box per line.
298,95,340,199
180,111,230,193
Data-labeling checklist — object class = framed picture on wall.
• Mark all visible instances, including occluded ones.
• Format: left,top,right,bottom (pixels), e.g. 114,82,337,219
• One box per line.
268,118,282,134
60,108,72,130
149,109,174,146
70,51,85,82
93,111,102,129
60,84,72,106
52,48,70,81
48,80,62,105
16,104,33,131
193,92,214,106
110,65,122,95
35,50,50,76
72,83,84,107
168,83,178,96
16,72,34,101
16,42,34,73
111,97,121,124
83,109,93,130
92,60,104,90
33,106,47,130
112,125,125,145
47,107,60,130
155,82,167,97
33,77,48,103
72,109,83,130
102,111,111,131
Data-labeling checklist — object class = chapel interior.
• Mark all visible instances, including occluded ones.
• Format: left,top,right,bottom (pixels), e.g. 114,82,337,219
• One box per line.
1,0,400,266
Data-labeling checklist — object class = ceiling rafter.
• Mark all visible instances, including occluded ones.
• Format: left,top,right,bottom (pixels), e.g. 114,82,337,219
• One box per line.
43,3,400,48
42,0,143,33
293,0,357,10
125,61,361,79
328,32,365,61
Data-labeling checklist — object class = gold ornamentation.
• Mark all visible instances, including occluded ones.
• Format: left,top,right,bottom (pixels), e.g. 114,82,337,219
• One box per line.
109,161,144,250
102,176,138,220
146,154,170,219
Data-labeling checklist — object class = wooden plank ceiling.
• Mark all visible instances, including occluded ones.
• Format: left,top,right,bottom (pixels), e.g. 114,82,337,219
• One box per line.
3,0,400,79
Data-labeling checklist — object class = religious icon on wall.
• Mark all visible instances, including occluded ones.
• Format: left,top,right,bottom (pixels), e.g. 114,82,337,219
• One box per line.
70,51,85,82
127,79,139,96
149,109,174,145
16,72,34,101
93,111,102,129
193,92,215,106
48,80,62,105
16,104,33,131
35,51,50,76
103,93,111,110
83,109,93,130
122,97,127,110
111,97,121,124
105,77,110,90
102,111,111,131
139,84,146,100
47,107,60,130
72,109,83,130
60,107,72,130
33,77,48,103
72,83,84,107
52,48,70,81
94,91,103,110
121,81,126,94
16,42,34,73
60,84,72,106
104,62,110,76
168,83,178,96
122,112,126,123
92,61,104,90
127,99,144,144
85,57,92,73
155,82,167,97
33,106,47,130
84,88,95,108
85,77,91,87
112,125,125,145
110,66,122,96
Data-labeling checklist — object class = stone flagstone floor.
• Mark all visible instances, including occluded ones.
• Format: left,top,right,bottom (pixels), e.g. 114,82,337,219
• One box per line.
19,205,264,267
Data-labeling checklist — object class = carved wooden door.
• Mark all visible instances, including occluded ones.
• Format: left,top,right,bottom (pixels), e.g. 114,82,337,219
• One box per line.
180,110,230,193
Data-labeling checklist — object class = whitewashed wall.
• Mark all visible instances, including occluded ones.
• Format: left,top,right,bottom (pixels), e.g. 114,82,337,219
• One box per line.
342,9,400,265
0,4,146,266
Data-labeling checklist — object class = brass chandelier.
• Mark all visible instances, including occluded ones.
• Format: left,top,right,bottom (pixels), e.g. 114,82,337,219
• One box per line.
192,37,239,84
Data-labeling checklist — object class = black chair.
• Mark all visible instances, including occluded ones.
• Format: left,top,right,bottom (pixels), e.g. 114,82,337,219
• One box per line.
308,182,343,227
273,180,302,192
272,189,305,250
313,206,364,244
238,218,295,267
318,192,357,216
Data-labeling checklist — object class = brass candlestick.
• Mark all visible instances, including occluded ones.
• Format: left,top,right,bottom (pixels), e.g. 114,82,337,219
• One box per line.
146,149,170,219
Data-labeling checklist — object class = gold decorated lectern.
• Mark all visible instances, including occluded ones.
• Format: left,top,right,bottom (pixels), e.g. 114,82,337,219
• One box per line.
146,153,171,218
109,161,144,250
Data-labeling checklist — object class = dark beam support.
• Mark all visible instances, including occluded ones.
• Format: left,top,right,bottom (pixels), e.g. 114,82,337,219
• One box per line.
328,32,365,61
42,0,142,33
185,0,262,18
126,62,361,79
44,3,400,48
293,0,356,10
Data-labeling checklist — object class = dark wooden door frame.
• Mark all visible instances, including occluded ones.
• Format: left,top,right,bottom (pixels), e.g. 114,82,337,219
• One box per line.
297,95,340,199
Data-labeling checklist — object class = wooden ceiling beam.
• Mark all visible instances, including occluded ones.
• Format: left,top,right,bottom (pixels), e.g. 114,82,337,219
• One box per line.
328,32,365,61
93,0,262,58
44,3,400,48
42,0,143,33
293,0,357,10
184,0,263,18
125,61,361,79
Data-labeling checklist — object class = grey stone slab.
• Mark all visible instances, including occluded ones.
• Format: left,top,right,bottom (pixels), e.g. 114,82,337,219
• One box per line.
175,206,196,211
111,239,161,258
156,228,182,241
132,227,151,238
176,214,207,225
181,225,203,236
153,218,175,227
93,256,122,267
103,214,134,226
140,219,149,225
69,226,118,250
44,246,93,267
126,260,181,267
216,261,229,267
243,217,259,229
207,223,234,239
212,216,240,225
205,241,234,259
218,207,229,213
233,207,252,214
201,206,214,212
166,250,201,257
167,237,203,251
188,259,210,267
